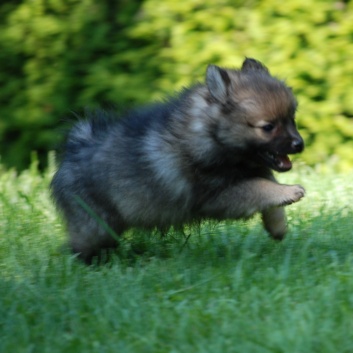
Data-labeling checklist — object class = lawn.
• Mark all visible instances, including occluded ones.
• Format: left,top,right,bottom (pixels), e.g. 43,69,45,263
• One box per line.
1,158,353,353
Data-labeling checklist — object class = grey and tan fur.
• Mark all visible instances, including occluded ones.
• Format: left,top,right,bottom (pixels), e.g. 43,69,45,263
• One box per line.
51,58,305,263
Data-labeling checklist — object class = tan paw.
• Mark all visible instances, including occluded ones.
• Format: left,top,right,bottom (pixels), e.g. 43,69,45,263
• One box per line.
280,184,305,206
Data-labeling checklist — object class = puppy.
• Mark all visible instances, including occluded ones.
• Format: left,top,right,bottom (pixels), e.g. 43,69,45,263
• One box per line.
51,58,305,263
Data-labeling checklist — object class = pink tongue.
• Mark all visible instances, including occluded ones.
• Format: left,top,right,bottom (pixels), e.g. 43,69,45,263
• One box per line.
277,155,292,169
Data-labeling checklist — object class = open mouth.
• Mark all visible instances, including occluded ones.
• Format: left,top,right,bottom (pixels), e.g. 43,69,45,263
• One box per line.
258,151,293,172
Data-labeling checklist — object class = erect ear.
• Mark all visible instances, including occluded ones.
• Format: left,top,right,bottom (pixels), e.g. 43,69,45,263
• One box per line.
241,57,269,74
206,65,230,103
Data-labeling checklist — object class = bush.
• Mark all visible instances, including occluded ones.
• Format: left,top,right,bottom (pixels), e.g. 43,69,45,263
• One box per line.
0,0,353,171
0,0,143,168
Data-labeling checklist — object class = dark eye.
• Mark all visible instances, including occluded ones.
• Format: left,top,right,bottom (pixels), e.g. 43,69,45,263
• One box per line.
262,123,275,132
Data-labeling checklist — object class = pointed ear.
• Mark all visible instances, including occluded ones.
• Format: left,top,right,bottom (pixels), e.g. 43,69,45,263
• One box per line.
241,58,269,74
206,65,230,103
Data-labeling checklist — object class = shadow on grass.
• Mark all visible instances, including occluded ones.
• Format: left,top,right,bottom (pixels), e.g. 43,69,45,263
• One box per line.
70,211,353,271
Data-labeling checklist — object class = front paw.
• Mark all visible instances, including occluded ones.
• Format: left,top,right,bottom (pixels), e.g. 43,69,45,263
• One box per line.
280,184,305,206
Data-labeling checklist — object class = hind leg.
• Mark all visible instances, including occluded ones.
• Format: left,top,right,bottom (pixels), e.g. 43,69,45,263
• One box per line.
68,223,121,264
65,207,125,264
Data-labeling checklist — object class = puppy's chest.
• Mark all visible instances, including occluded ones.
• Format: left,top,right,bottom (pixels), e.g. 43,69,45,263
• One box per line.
191,159,263,182
188,161,268,201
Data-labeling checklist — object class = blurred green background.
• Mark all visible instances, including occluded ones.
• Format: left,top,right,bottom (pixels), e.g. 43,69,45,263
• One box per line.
0,0,353,171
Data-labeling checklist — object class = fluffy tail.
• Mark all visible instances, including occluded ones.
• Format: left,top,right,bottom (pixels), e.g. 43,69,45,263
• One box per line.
65,110,116,152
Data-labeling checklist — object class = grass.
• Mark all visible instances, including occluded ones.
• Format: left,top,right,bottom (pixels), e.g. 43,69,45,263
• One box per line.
1,159,353,353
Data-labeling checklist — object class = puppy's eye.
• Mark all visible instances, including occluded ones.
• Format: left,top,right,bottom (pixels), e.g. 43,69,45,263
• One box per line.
262,123,275,132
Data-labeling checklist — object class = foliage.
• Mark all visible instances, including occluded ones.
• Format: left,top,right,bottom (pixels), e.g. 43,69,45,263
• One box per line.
0,0,353,170
1,161,353,351
0,0,143,168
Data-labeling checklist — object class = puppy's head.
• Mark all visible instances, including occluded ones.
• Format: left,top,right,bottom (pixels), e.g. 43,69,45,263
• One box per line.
206,58,304,172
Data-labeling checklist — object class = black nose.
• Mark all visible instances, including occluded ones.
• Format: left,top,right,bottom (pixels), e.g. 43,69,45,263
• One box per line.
291,138,304,152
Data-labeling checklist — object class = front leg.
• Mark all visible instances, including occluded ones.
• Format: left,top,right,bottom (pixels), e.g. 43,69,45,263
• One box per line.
262,206,287,240
200,178,305,235
260,174,304,240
